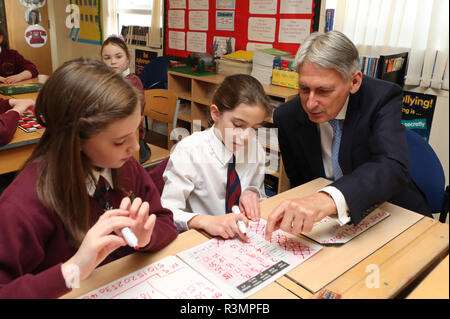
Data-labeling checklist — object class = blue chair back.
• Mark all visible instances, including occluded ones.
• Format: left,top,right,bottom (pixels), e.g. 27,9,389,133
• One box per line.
139,56,168,90
405,129,445,213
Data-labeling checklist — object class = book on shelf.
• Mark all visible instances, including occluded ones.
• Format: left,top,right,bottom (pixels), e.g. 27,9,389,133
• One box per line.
359,56,380,78
376,52,408,87
359,52,408,87
325,9,335,32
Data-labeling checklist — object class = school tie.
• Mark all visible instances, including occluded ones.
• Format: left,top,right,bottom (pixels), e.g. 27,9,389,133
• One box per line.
329,119,343,181
93,176,112,211
225,155,241,214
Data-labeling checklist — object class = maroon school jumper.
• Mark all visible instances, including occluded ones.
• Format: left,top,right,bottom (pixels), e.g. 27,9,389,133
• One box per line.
0,98,19,147
125,73,146,140
0,158,178,299
0,49,39,78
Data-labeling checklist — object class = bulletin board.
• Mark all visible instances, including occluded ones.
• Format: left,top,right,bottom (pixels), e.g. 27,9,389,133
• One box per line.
164,0,321,60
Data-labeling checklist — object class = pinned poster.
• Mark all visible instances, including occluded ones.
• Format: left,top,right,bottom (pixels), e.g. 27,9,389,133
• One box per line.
401,91,437,142
280,0,313,14
187,31,207,53
249,0,278,15
302,209,390,245
20,0,46,8
189,11,209,31
168,10,185,29
170,0,186,8
24,25,47,48
189,0,209,10
25,8,41,25
278,19,311,43
178,219,322,298
169,30,186,51
248,17,276,43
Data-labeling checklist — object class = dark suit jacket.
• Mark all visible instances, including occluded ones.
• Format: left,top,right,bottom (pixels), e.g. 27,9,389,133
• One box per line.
273,75,431,225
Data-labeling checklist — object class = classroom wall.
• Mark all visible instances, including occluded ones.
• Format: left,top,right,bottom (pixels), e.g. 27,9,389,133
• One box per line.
4,0,53,75
47,0,103,70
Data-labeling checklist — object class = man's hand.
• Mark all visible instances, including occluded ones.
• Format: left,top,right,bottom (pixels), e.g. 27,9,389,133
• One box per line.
265,192,337,240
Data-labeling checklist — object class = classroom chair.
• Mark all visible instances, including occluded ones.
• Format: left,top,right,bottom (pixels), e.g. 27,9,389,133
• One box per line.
405,129,449,222
141,89,180,170
139,56,169,90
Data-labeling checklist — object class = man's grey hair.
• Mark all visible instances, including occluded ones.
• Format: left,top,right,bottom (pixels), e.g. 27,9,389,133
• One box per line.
294,30,360,80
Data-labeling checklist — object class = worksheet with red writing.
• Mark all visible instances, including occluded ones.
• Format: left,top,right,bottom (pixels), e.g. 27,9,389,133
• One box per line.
78,256,230,299
302,209,390,244
177,219,322,298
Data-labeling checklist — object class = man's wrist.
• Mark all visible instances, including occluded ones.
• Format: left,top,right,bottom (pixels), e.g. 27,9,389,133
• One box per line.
319,186,351,225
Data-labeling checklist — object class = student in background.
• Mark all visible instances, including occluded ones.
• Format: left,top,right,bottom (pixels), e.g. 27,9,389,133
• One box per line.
0,59,178,298
0,97,35,196
0,27,38,84
100,35,151,164
161,74,271,241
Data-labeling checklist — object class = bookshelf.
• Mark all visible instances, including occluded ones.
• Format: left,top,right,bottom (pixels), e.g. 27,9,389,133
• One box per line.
377,52,408,87
359,52,409,87
168,70,298,194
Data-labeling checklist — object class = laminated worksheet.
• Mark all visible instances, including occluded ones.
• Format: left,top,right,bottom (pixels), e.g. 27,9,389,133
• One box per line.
78,256,230,299
177,219,322,298
302,209,391,244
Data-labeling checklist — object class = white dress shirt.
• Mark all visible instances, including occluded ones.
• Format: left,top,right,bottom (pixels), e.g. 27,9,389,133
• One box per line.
161,125,267,232
317,97,351,225
86,168,114,197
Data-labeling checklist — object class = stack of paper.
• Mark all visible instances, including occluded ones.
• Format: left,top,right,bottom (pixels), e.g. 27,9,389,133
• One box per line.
217,50,253,76
251,48,291,85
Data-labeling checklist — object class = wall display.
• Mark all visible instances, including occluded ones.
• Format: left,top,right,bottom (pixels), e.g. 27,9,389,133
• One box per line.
25,8,41,25
24,24,47,47
402,91,437,141
165,0,320,59
20,0,46,8
68,0,102,45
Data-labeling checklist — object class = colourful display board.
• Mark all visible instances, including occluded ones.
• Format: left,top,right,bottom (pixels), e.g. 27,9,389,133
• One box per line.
165,0,320,59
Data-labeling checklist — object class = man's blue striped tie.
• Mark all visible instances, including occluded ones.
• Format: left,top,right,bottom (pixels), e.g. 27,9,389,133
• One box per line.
329,119,343,180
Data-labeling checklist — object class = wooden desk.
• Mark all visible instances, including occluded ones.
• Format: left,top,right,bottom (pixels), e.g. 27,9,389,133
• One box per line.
406,255,449,299
259,178,449,298
0,126,42,174
0,82,42,174
61,230,298,299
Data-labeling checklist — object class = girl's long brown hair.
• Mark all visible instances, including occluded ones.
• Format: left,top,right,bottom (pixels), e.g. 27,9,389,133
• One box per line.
24,58,139,246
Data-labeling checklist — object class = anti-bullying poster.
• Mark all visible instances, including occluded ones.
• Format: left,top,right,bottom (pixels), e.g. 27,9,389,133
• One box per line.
401,91,437,142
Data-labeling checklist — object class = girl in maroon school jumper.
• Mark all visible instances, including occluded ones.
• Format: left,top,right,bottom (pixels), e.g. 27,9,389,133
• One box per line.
0,97,35,146
0,59,178,298
0,27,38,84
100,35,151,163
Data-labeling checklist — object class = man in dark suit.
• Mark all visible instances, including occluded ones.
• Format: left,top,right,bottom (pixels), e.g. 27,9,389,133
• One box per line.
265,31,431,240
